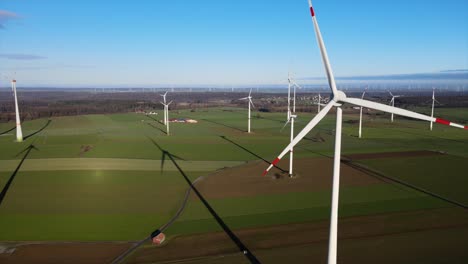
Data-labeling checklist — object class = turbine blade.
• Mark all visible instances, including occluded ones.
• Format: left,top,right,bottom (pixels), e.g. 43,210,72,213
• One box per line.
249,99,255,109
308,0,338,96
249,88,252,96
239,97,249,100
342,97,467,129
291,79,302,90
263,101,334,176
280,119,291,132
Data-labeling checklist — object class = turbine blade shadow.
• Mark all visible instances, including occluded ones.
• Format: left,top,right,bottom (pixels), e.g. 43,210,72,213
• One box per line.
114,137,261,264
201,119,244,133
0,144,37,207
165,151,261,263
0,126,16,136
23,120,52,140
147,122,167,135
146,114,164,126
220,135,287,174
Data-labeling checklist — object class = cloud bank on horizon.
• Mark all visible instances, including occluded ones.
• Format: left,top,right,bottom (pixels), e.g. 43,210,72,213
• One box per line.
0,53,47,60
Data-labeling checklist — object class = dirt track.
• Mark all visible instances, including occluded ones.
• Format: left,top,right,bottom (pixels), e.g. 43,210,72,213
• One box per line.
195,158,382,199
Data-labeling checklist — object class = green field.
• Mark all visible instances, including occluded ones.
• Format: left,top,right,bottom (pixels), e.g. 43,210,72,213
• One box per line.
0,107,467,242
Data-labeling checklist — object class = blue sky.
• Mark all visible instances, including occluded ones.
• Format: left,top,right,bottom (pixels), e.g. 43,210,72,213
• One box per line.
0,0,467,87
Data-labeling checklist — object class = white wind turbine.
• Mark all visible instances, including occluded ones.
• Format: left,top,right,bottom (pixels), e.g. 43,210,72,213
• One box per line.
358,88,367,139
160,92,168,125
160,100,173,135
313,93,328,113
11,78,23,142
430,88,440,131
388,91,401,122
239,89,255,133
282,73,302,177
263,1,467,264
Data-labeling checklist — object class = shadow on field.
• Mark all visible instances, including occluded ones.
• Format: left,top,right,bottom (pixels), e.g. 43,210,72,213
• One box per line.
255,115,284,124
201,118,245,133
292,146,467,209
220,135,287,174
146,115,164,126
0,126,15,136
0,143,38,208
147,122,167,135
112,138,260,264
23,119,52,140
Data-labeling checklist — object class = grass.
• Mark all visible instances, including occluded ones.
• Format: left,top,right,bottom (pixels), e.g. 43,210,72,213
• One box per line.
0,107,467,241
358,154,468,205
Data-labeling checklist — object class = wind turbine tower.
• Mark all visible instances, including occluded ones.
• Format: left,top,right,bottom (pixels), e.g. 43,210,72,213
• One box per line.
239,89,255,133
430,88,440,131
12,79,23,142
388,91,401,122
358,88,367,138
283,73,301,177
160,92,168,125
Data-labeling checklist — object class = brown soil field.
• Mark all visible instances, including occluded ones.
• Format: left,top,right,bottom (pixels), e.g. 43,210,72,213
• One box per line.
343,150,442,160
1,208,466,264
127,207,468,263
0,243,131,264
195,158,383,199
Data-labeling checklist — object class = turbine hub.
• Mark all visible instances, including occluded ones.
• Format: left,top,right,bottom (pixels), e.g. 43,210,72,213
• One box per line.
332,90,347,103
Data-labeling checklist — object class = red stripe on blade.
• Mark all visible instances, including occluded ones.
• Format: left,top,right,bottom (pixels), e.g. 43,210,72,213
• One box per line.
262,170,269,177
310,7,315,17
272,158,281,166
465,126,468,130
435,118,450,126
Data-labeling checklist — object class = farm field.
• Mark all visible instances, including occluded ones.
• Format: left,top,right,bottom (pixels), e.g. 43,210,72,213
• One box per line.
0,106,467,263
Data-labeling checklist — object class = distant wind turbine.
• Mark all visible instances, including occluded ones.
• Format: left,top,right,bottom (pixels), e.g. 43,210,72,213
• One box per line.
358,88,367,138
11,79,23,142
430,88,440,131
160,100,172,135
282,73,301,177
239,89,255,133
388,91,402,122
160,92,168,125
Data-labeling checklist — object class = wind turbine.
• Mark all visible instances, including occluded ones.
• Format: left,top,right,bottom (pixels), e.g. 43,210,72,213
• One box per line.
263,1,467,264
388,91,401,122
160,92,168,125
160,100,172,135
282,73,301,177
314,93,327,113
358,88,367,139
11,78,23,142
430,88,440,131
239,89,255,133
